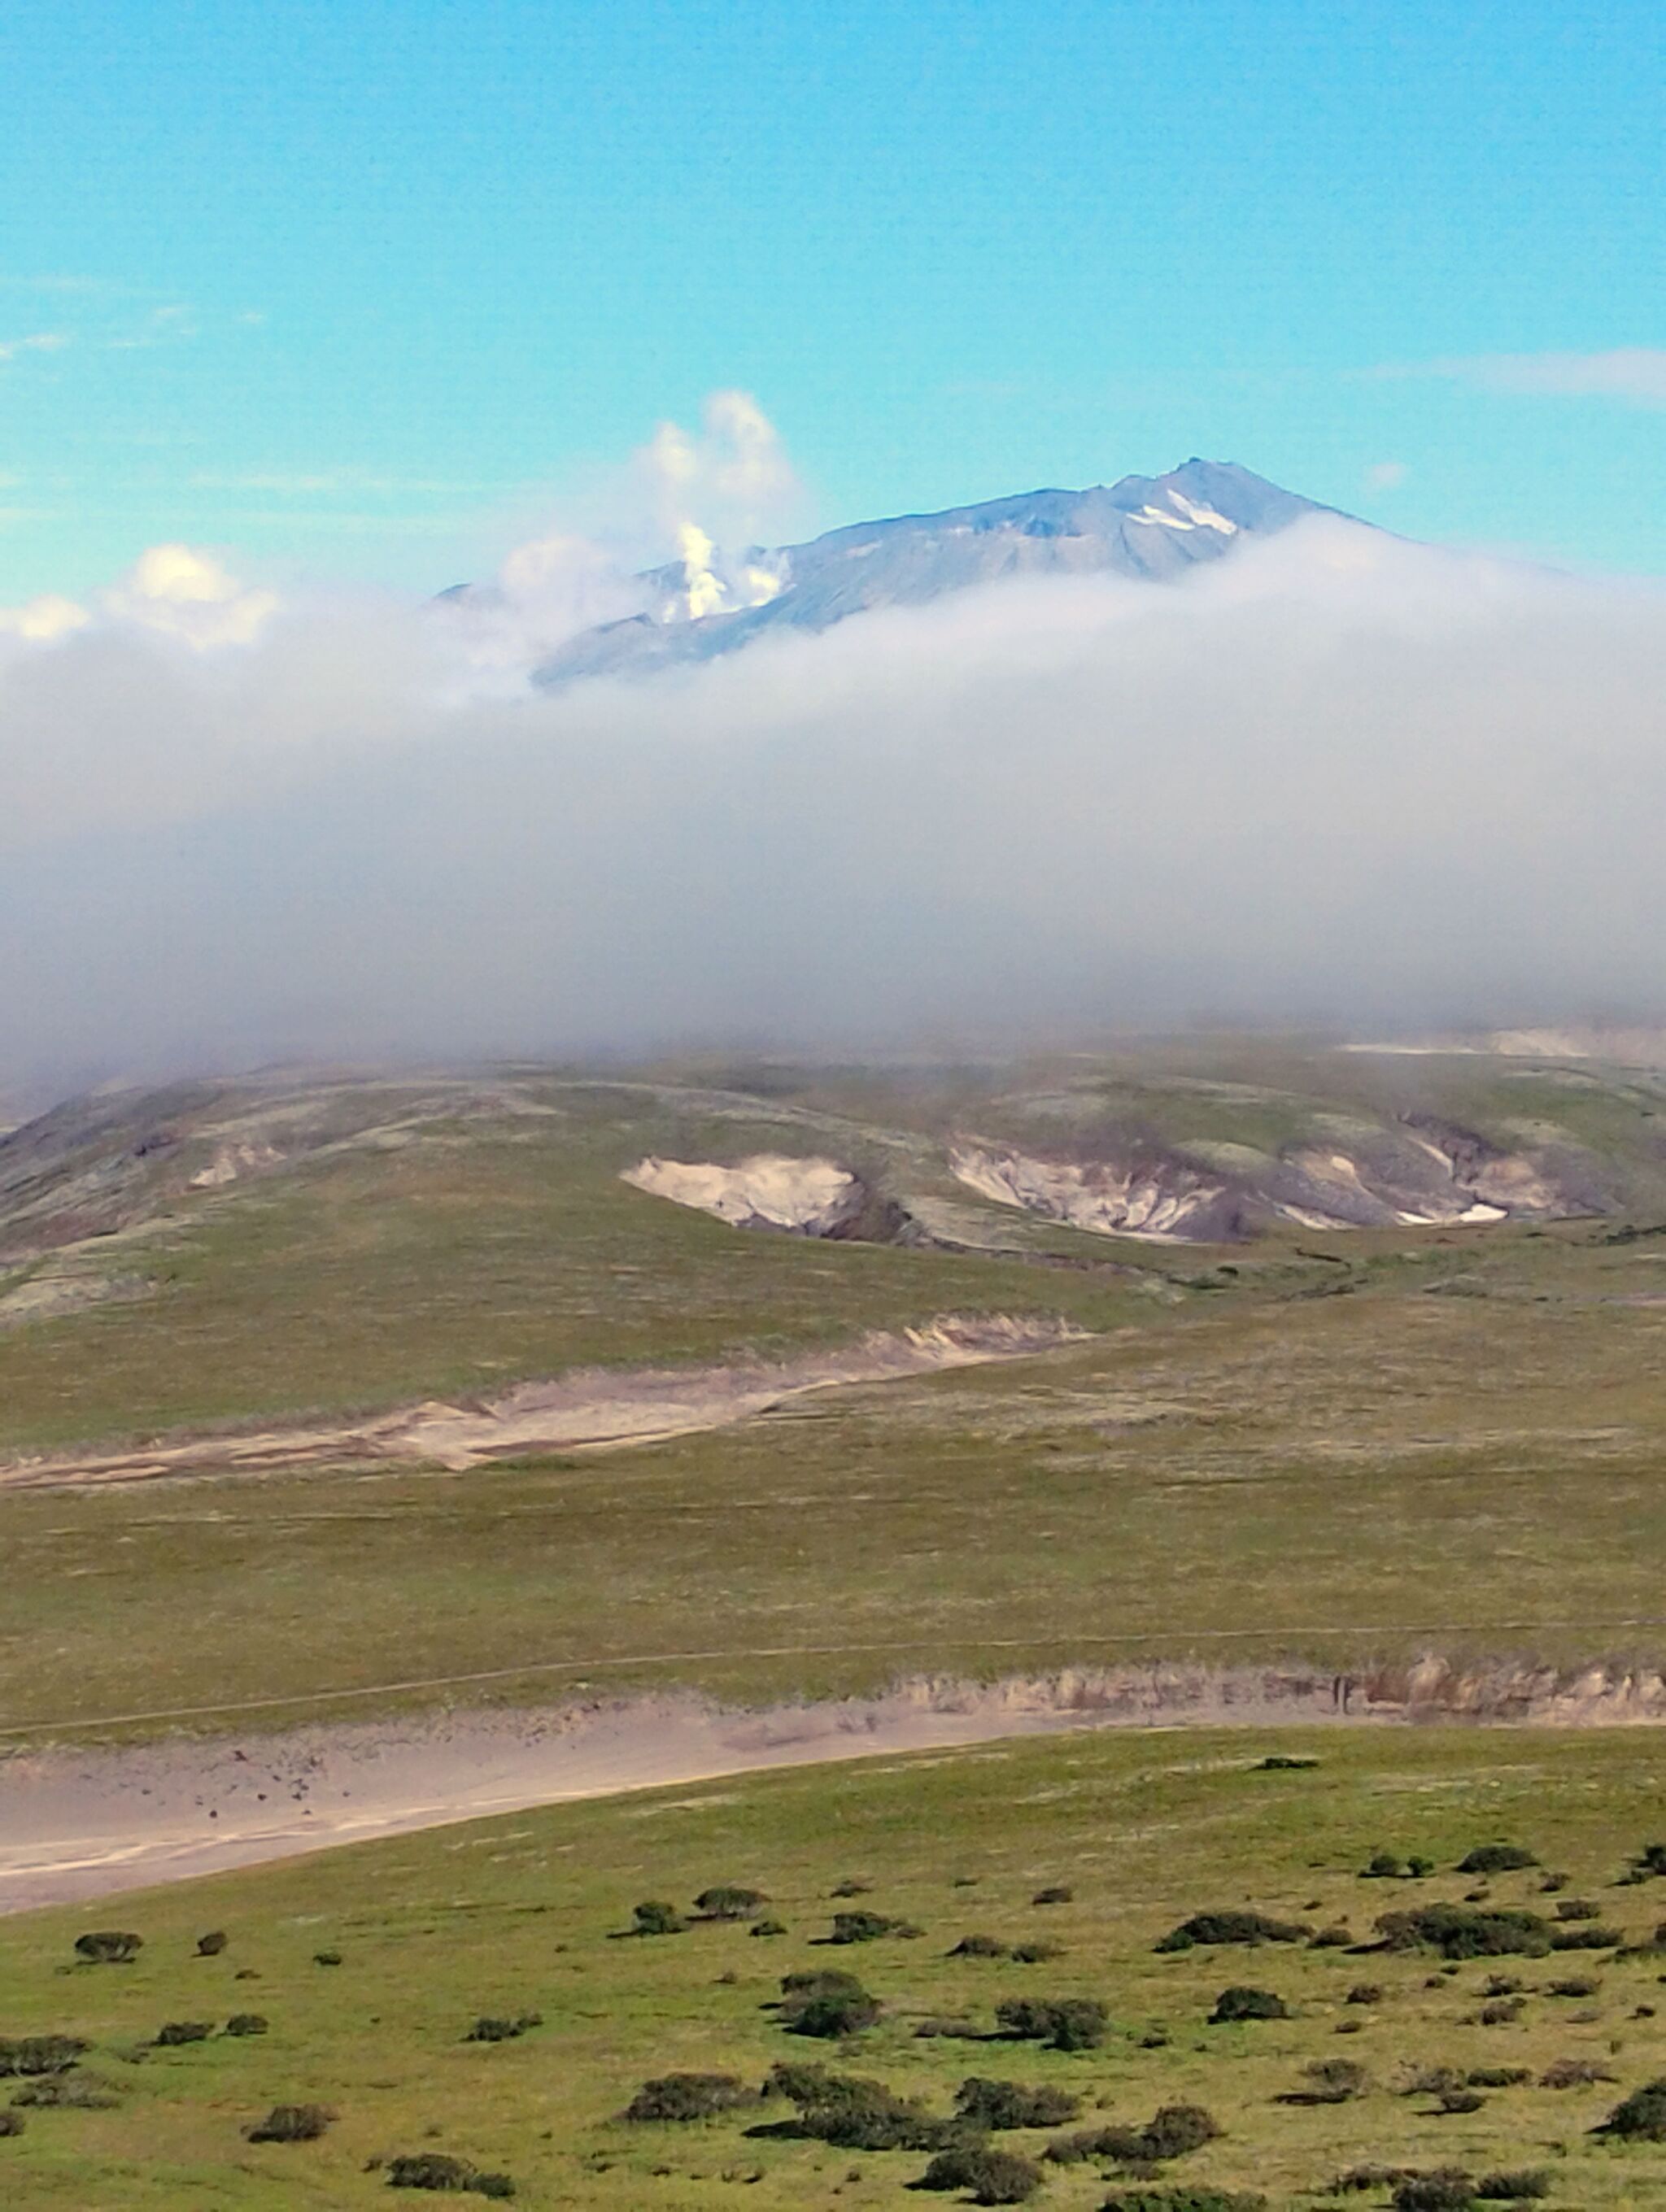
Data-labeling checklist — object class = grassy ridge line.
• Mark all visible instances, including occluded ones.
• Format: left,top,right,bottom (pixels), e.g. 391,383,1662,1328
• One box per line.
2,1725,1665,2206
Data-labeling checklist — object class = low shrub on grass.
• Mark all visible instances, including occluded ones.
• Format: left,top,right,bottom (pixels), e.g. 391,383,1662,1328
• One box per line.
312,1949,343,1966
1549,1922,1623,1950
830,1879,871,1898
1554,1896,1600,1920
1097,2191,1265,2211
1154,1910,1309,1953
1473,1998,1523,2026
917,2145,1044,2203
1010,1940,1063,1964
1473,2176,1550,2201
778,1972,883,2039
1466,2066,1530,2088
624,2073,756,2122
695,1885,768,1920
1346,1983,1384,2005
1436,2088,1486,2114
1598,2078,1666,2140
628,1901,686,1936
916,2017,987,2040
1391,2175,1475,2212
1253,1755,1318,1770
247,2103,334,2143
1286,2059,1368,2105
950,1934,1011,1958
1457,1846,1537,1875
224,2014,268,2037
464,2014,541,2043
995,1996,1108,2050
1031,1885,1073,1905
1539,2056,1614,2088
154,2021,213,2047
386,2152,515,2194
194,1930,228,1957
1209,1985,1288,2023
73,1931,141,1965
955,2076,1080,2128
0,2113,24,2138
765,2062,946,2150
1626,1841,1666,1880
749,1918,787,1938
1376,1905,1552,1959
828,1909,920,1944
0,2036,86,2078
10,2072,120,2109
1546,1975,1600,1996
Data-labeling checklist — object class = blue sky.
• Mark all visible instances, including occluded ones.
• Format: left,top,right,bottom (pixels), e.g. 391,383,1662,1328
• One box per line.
2,0,1661,602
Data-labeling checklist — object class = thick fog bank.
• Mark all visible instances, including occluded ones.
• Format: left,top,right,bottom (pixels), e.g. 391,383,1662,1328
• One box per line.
2,517,1662,1091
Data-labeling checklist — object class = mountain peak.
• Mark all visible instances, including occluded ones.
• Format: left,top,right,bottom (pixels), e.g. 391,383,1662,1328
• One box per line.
533,461,1342,687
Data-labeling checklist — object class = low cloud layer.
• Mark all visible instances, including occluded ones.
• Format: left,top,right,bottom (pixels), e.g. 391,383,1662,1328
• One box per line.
2,494,1663,1095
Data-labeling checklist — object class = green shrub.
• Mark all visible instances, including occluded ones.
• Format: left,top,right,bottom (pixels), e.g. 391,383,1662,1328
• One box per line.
1010,1940,1062,1964
312,1949,343,1966
1549,1923,1622,1949
1466,2066,1529,2088
629,1901,686,1936
9,2072,120,2109
1437,2088,1486,2114
1546,1975,1600,1996
1346,1983,1383,2005
766,2062,946,2150
386,2153,480,2189
1290,2059,1368,2104
1457,1845,1537,1875
694,1885,768,1920
464,2014,541,2043
247,2103,334,2142
1629,1842,1666,1879
1473,2176,1550,2201
1309,1923,1353,1949
224,2014,268,2037
955,2076,1080,2128
0,2113,23,2138
194,1930,229,1957
73,1931,142,1965
1154,1910,1309,1953
995,1995,1109,2050
1539,2056,1614,2088
1031,1885,1073,1905
624,2073,755,2121
828,1909,919,1944
0,2036,86,2078
778,1974,883,2038
1139,2105,1223,2160
1598,2078,1666,2140
154,2021,212,2047
830,1879,871,1897
1253,1755,1318,1770
918,2145,1043,2202
1363,1850,1405,1879
950,1934,1011,1958
1046,2125,1140,2163
1209,1985,1287,2023
1376,1904,1552,1958
1392,2177,1475,2212
1097,2191,1265,2211
749,1918,787,1938
1554,1896,1600,1920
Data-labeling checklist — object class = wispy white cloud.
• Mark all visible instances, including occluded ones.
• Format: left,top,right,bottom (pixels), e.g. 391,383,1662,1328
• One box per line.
1374,347,1666,410
189,470,504,496
0,331,70,364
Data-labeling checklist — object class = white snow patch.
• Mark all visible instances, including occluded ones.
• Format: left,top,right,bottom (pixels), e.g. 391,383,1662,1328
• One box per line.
950,1144,1221,1242
623,1153,859,1234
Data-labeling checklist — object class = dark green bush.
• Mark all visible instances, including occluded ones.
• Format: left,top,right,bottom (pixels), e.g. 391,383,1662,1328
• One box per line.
1097,2191,1265,2211
629,1901,686,1936
1309,1923,1353,1949
224,2014,268,2037
1437,2088,1486,2114
954,2076,1079,2128
1363,1850,1405,1878
1457,1845,1537,1875
995,1995,1108,2050
312,1949,343,1966
73,1931,142,1964
1031,1885,1073,1905
778,1974,883,2038
766,2062,945,2150
1392,2176,1475,2212
1539,2056,1614,2088
828,1909,918,1944
830,1879,871,1897
1138,2105,1223,2160
154,2021,212,2047
1473,2176,1550,2201
1346,1983,1383,2005
9,2072,120,2109
1598,2077,1666,2140
1554,1896,1600,1920
247,2103,334,2142
1289,2059,1367,2104
1253,1755,1317,1770
749,1918,787,1938
624,2073,755,2121
1376,1904,1552,1958
0,2036,86,2078
949,1934,1010,1958
1209,1985,1287,2023
1549,1923,1623,1949
1466,2066,1529,2088
386,2153,479,2189
1546,1975,1600,1996
694,1885,768,1920
918,2145,1043,2202
464,2014,541,2043
1629,1842,1666,1879
1154,1910,1309,1953
195,1930,228,1957
0,2113,23,2138
1010,1940,1062,1964
1046,2125,1141,2163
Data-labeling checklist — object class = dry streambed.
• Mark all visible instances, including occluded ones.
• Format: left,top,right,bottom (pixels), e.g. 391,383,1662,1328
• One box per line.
0,1312,1081,1491
4,1658,1664,1914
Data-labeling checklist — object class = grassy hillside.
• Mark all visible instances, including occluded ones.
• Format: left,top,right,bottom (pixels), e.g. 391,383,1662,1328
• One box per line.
3,1726,1666,2208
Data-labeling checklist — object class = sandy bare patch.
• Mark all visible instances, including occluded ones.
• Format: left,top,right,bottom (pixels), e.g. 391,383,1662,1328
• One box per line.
3,1656,1662,1914
0,1313,1084,1491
